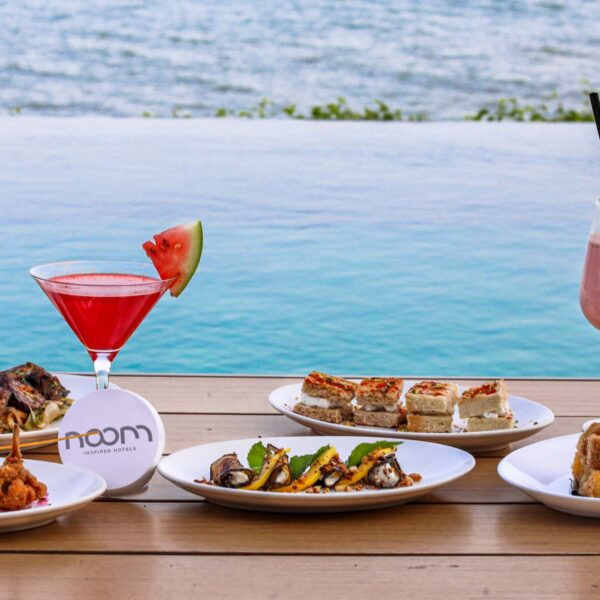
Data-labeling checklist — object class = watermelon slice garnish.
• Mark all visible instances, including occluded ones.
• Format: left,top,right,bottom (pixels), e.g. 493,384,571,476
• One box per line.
143,221,203,297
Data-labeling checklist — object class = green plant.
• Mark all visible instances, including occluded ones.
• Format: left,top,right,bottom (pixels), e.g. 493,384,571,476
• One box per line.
6,91,597,121
216,97,279,119
215,96,427,121
466,92,594,122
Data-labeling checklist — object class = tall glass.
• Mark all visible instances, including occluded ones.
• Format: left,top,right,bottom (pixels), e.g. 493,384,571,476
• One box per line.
580,200,600,329
30,260,175,389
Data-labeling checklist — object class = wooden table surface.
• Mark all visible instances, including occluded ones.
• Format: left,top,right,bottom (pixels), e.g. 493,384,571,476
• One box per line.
7,375,600,599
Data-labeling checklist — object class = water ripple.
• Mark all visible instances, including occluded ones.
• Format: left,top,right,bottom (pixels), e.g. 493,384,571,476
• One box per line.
0,0,598,117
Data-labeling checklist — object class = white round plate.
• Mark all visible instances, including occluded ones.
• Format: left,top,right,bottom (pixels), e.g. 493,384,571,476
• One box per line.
158,436,475,513
0,459,106,532
498,432,600,518
269,381,554,452
0,373,120,451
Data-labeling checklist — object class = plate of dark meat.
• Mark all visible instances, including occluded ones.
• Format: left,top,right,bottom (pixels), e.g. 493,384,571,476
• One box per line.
0,427,106,532
0,362,120,450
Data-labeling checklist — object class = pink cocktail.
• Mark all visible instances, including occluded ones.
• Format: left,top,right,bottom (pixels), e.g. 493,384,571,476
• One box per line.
581,232,600,329
42,273,165,361
31,261,175,389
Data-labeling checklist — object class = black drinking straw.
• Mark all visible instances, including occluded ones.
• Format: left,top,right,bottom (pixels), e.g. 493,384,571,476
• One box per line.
590,93,600,141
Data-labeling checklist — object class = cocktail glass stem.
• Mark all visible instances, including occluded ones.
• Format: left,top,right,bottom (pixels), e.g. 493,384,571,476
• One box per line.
94,353,112,390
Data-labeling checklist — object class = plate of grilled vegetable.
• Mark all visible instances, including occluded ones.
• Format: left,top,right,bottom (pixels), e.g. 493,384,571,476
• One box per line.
157,436,475,512
269,372,554,452
0,362,120,450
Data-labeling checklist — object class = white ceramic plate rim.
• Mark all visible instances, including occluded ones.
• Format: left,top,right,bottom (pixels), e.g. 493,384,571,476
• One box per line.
497,433,600,504
269,381,554,439
158,436,476,501
0,459,107,521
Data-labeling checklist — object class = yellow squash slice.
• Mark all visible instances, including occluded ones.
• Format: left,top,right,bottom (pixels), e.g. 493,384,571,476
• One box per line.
275,446,338,493
239,448,290,491
335,447,396,491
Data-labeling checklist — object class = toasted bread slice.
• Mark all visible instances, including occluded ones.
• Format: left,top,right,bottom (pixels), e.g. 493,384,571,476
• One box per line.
466,413,514,432
356,377,404,407
405,381,457,415
293,402,351,424
353,407,406,428
407,413,452,433
458,380,508,418
301,371,356,404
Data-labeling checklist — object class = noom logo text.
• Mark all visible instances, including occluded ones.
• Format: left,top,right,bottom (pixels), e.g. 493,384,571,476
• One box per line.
64,425,153,449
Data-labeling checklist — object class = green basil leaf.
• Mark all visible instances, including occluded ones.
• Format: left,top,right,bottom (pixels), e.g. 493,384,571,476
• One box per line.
247,441,267,473
289,445,330,480
345,440,401,468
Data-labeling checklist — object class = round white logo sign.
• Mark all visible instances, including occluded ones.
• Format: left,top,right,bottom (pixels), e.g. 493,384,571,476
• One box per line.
58,388,165,495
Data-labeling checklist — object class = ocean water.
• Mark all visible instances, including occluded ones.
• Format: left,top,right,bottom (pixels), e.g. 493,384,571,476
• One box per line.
0,1,599,118
1,118,600,377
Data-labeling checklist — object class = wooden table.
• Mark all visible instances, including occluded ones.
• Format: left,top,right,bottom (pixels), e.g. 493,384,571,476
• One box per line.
5,375,600,599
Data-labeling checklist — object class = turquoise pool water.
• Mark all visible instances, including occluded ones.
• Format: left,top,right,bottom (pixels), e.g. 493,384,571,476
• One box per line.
1,119,600,376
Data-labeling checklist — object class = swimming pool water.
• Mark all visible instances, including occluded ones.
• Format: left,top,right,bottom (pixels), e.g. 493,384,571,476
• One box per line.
1,118,599,377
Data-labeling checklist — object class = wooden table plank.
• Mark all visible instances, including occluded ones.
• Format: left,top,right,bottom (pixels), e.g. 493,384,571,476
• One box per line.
24,414,586,457
4,377,600,600
1,555,599,600
110,375,600,417
2,503,600,555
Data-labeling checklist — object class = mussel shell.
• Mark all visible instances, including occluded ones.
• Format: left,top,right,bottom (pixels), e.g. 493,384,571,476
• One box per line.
210,453,256,488
366,454,404,488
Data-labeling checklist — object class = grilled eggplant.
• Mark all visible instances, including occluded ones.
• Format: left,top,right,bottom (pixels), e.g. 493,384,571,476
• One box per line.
240,445,290,491
210,453,257,488
321,456,348,487
335,446,398,490
366,453,404,488
265,444,292,490
202,442,421,494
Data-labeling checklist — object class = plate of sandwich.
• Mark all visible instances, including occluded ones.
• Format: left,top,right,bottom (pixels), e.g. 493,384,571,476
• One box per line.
158,435,475,512
0,362,120,451
269,372,554,452
498,422,600,518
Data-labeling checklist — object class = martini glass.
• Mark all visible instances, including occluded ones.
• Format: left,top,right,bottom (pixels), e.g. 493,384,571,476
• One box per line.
30,260,176,389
